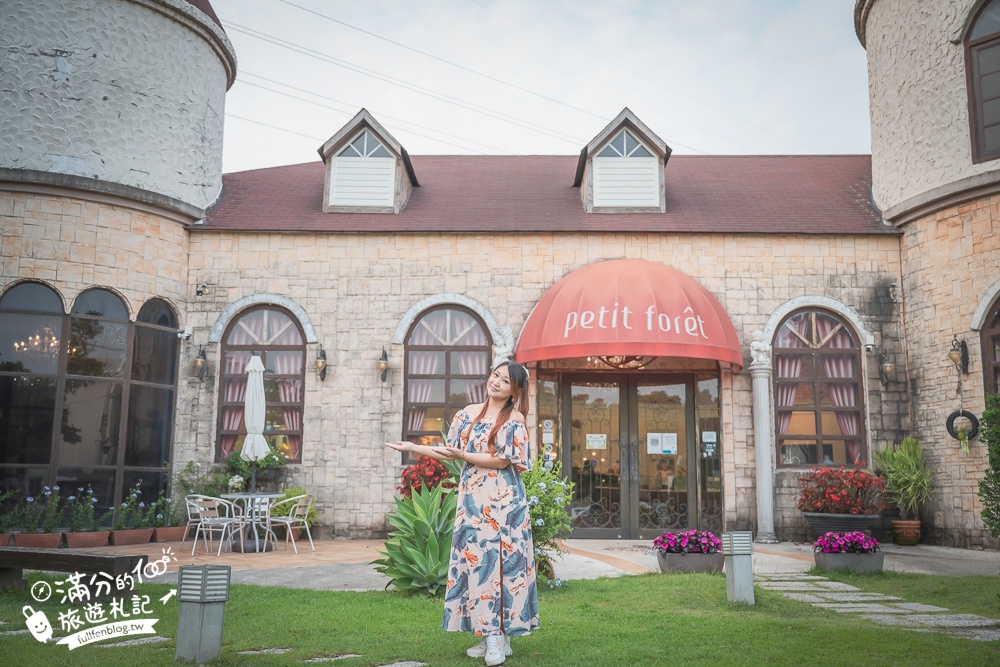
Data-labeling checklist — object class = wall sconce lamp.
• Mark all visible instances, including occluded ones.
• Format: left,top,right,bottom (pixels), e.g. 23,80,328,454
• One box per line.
948,336,969,374
195,283,211,297
888,282,898,303
316,346,328,382
193,346,207,380
878,349,894,385
377,347,389,382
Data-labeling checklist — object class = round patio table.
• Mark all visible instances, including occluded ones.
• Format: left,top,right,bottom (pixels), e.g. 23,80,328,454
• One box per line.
221,492,284,553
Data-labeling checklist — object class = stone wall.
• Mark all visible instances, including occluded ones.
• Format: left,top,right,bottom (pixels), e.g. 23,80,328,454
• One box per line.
898,196,1000,548
180,231,906,538
0,191,189,311
0,0,234,210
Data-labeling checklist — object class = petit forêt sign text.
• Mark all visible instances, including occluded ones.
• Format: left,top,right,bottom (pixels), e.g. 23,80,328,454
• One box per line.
563,303,709,339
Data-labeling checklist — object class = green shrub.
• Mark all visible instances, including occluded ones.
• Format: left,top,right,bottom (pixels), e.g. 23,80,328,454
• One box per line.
172,460,229,498
522,458,574,568
269,485,319,538
978,393,1000,536
371,483,456,597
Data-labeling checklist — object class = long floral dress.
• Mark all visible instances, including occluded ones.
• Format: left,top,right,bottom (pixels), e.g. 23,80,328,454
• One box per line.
442,409,540,637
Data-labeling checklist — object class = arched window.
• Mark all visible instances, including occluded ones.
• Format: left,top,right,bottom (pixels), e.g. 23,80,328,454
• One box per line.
218,306,305,463
0,282,64,491
772,309,866,468
967,0,1000,162
0,284,182,517
403,306,492,462
981,299,1000,394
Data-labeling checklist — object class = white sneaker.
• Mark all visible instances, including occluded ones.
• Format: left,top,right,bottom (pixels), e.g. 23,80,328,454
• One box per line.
466,637,487,657
468,635,511,659
485,635,510,666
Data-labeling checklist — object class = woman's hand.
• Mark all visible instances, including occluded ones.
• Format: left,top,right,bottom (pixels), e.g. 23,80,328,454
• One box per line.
438,446,465,461
384,440,414,453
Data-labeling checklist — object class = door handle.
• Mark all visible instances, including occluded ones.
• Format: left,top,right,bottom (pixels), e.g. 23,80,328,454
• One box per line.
630,440,640,482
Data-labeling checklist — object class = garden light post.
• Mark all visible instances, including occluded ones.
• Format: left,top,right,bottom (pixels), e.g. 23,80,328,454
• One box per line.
722,531,755,605
175,565,231,664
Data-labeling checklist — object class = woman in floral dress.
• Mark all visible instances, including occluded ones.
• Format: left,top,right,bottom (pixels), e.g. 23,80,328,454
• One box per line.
385,361,539,666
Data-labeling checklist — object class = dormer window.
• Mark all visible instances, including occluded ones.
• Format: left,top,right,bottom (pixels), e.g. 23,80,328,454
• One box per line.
574,109,670,213
319,109,419,213
593,129,659,208
329,129,395,208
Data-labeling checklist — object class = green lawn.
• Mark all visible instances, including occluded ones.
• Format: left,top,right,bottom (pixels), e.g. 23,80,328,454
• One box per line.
1,572,998,666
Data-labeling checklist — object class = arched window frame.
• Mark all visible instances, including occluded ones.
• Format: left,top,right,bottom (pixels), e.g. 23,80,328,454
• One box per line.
981,298,1000,395
771,308,867,469
402,305,492,464
216,305,306,464
0,283,187,521
966,0,1000,163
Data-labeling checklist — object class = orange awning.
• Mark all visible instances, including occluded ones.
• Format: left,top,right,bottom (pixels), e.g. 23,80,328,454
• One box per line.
515,259,743,368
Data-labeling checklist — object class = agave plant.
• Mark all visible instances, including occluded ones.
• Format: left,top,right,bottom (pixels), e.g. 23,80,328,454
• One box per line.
372,482,457,597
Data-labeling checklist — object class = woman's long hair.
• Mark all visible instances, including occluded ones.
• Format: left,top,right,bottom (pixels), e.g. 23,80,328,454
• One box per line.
468,360,529,455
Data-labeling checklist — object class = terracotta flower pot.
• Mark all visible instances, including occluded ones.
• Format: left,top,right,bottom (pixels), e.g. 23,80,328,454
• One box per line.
63,531,110,548
0,533,10,547
802,512,882,537
152,526,188,542
13,532,62,548
656,551,725,574
814,551,884,573
891,519,921,546
109,528,154,546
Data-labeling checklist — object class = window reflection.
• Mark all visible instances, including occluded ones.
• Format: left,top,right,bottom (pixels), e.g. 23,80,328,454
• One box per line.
0,376,56,464
60,379,122,466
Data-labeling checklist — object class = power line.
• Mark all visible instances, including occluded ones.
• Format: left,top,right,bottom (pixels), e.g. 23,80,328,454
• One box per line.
225,113,324,141
224,22,586,147
467,0,817,152
278,0,608,121
237,77,506,155
240,72,515,154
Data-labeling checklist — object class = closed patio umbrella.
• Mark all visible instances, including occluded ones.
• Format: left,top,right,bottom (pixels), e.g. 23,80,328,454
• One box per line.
242,354,270,493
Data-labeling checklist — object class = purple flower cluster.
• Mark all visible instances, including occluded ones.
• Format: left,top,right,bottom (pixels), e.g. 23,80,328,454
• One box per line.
652,529,722,554
812,530,880,554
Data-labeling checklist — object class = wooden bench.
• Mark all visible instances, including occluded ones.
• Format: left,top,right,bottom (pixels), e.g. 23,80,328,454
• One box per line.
0,547,147,596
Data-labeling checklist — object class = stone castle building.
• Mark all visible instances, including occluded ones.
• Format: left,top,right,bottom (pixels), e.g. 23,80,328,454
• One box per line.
1,0,998,548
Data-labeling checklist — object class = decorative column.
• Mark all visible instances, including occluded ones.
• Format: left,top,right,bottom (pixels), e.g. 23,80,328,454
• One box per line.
750,332,778,543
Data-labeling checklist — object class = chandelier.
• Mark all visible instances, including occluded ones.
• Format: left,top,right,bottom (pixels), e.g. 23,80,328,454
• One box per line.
592,355,655,369
13,327,61,357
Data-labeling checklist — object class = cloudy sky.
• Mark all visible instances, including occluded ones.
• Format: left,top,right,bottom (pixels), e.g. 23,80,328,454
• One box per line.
209,0,871,174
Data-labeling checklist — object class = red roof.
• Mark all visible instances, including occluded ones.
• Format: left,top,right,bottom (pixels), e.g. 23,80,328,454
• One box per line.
186,0,223,30
201,155,892,235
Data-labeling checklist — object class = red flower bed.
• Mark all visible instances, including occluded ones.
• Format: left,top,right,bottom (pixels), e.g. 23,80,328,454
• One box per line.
398,456,456,499
797,467,886,515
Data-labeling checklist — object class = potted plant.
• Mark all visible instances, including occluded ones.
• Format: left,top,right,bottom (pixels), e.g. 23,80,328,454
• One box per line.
225,445,287,489
109,483,154,545
812,530,883,573
652,529,724,573
148,496,187,542
872,437,932,545
62,486,111,548
797,467,886,537
12,485,64,548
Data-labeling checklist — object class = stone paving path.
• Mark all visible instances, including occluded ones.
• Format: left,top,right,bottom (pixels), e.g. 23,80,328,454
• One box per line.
756,573,1000,642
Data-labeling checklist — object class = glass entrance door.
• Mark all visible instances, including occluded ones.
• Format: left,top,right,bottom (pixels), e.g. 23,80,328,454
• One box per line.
564,374,717,539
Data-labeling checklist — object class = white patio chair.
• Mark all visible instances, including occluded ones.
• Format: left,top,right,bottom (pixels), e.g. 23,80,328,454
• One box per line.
266,495,315,554
182,494,215,546
189,497,242,557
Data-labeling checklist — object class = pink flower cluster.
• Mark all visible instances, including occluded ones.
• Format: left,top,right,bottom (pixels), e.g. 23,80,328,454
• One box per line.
812,530,880,554
652,529,722,554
